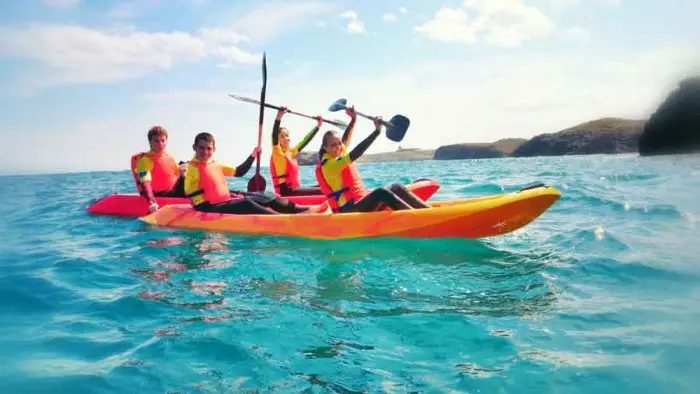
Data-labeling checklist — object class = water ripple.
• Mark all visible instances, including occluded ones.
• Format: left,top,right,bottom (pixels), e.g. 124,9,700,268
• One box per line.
1,155,700,392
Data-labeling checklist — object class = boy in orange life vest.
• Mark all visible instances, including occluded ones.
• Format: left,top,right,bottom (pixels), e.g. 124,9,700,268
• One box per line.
131,126,184,213
184,132,313,215
315,116,430,213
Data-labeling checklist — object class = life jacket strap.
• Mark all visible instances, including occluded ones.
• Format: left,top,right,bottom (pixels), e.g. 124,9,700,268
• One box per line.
186,189,204,198
326,186,350,201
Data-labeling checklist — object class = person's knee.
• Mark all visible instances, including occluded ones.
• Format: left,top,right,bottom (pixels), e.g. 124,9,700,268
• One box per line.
375,187,392,197
389,183,406,192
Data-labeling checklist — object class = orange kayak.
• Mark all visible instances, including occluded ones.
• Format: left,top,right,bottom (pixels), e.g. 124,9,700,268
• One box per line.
139,184,560,240
87,179,441,217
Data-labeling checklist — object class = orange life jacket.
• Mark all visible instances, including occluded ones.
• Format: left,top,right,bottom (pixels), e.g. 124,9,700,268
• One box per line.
270,152,300,193
130,152,179,194
315,157,366,212
186,161,231,205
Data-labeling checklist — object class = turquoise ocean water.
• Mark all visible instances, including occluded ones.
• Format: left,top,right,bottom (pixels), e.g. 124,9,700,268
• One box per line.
1,154,699,393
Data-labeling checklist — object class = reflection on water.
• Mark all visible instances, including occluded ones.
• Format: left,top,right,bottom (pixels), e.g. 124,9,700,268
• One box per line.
134,230,559,332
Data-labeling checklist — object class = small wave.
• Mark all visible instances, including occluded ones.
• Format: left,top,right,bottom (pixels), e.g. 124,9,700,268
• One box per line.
19,335,160,377
518,349,655,368
457,183,505,194
563,189,684,219
547,227,631,255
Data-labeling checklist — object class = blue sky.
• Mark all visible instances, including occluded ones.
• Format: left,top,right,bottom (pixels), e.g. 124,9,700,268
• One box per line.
0,0,698,174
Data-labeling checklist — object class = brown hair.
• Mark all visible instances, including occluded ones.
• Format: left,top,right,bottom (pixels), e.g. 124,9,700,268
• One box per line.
318,130,338,160
147,126,168,141
193,132,215,147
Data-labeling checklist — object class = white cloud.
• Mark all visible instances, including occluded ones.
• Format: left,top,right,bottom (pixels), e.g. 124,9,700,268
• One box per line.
399,7,408,14
5,44,697,173
42,0,79,9
415,7,477,44
347,20,366,35
416,0,555,47
232,1,337,42
341,10,357,20
341,9,366,35
551,0,621,6
563,26,591,43
382,13,398,22
0,24,259,87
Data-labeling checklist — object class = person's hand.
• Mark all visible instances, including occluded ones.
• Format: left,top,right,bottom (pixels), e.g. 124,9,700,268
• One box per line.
148,202,159,213
373,116,383,131
276,106,289,120
251,146,262,158
345,106,356,119
315,116,323,128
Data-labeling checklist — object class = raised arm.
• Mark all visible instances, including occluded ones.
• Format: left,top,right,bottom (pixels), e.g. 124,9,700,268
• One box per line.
341,107,358,147
233,147,261,177
294,116,323,154
348,117,383,162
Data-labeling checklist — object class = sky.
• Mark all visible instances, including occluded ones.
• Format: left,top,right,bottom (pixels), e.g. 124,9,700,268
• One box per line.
0,0,698,174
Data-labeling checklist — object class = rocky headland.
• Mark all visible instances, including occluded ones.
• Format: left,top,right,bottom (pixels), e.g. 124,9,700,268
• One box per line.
638,76,700,156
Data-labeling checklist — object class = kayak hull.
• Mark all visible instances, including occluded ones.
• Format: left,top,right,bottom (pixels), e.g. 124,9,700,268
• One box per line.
139,185,561,240
87,179,441,217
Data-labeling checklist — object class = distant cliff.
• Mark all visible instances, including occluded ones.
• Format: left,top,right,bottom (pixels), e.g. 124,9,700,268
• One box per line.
638,76,700,156
297,152,318,166
297,118,647,164
434,139,527,160
512,118,644,157
297,148,435,166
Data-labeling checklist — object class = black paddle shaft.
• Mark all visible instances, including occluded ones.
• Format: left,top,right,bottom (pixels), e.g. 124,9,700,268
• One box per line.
247,53,267,192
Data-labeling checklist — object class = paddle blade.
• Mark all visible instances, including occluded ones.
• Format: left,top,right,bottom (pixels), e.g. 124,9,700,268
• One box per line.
229,94,259,105
247,174,267,192
328,98,347,112
385,115,410,142
327,118,349,129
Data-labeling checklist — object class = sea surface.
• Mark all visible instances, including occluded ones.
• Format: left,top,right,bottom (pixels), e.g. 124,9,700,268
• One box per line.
1,154,699,393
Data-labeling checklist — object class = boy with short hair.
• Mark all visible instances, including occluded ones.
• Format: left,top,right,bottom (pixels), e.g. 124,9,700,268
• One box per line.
131,126,184,213
184,132,313,215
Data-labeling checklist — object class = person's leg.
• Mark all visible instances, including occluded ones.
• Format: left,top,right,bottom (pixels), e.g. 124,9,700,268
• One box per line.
278,183,323,196
344,187,412,213
260,197,310,214
244,192,309,214
388,183,430,208
195,199,279,215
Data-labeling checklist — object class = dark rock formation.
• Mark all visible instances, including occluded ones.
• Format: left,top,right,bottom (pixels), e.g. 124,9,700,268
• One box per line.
512,118,644,157
434,143,506,160
639,76,700,156
433,138,526,160
297,152,319,166
493,138,528,155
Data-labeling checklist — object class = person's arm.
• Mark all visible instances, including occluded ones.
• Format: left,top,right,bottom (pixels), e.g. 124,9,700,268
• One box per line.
135,156,159,212
233,147,261,177
341,107,358,146
142,182,158,212
272,107,287,146
348,118,383,162
294,116,323,154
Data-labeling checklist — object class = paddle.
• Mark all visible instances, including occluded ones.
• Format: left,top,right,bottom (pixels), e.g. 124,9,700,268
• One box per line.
328,98,410,142
247,53,267,193
228,94,348,129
